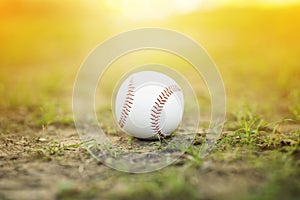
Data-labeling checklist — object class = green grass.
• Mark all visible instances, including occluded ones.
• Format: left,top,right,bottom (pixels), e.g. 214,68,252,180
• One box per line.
183,145,203,166
246,156,300,200
33,103,73,127
107,171,201,200
56,181,98,200
55,167,202,200
34,139,82,161
289,105,300,122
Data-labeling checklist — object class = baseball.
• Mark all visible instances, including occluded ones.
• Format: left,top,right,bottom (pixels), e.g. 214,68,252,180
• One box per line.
114,71,184,139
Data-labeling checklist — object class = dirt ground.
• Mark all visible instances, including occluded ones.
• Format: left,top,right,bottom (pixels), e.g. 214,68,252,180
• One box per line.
0,108,299,200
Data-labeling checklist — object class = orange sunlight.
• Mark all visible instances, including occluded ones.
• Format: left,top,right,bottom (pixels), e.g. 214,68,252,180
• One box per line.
104,0,300,21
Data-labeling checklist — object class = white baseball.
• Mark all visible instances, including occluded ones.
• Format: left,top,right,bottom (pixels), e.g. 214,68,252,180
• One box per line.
114,71,184,139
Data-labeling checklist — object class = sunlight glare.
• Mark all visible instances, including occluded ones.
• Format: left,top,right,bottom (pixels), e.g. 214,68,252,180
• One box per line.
173,0,203,14
122,0,172,21
121,0,202,21
106,0,300,21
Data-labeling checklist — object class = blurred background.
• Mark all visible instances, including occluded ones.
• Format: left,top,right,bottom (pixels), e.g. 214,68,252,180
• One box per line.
0,0,299,120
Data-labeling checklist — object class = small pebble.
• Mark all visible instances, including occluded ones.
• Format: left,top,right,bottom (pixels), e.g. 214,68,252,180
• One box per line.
38,138,47,142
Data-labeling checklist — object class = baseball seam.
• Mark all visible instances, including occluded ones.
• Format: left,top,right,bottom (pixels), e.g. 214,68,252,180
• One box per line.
118,79,135,128
150,84,181,138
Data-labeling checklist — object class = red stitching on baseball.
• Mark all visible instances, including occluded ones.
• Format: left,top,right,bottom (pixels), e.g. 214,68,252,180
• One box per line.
118,79,135,128
150,84,181,138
